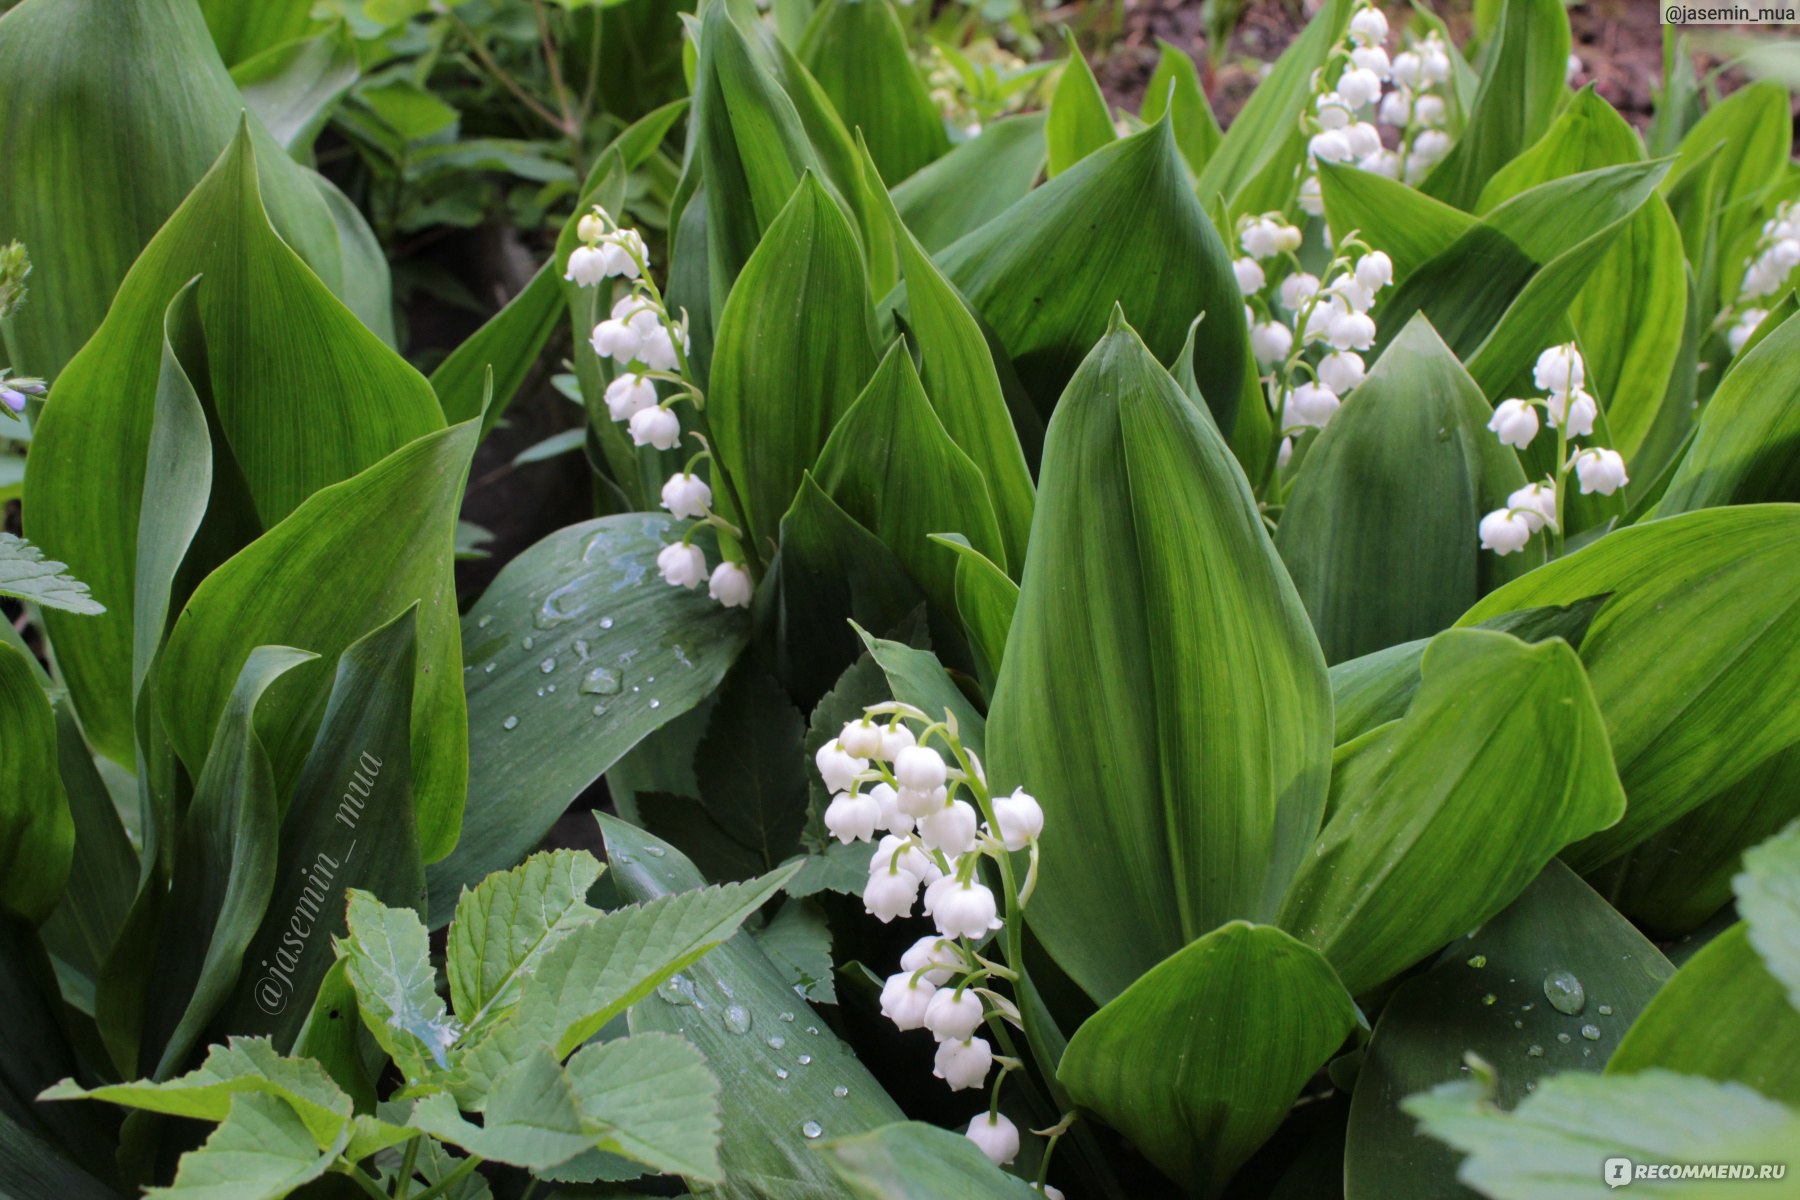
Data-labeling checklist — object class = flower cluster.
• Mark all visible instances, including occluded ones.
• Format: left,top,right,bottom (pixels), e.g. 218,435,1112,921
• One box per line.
564,205,751,609
1236,215,1392,460
0,371,43,417
813,705,1050,1174
1479,343,1628,556
1725,200,1800,355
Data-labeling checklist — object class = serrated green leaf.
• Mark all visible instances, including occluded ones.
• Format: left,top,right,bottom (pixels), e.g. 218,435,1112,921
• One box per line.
0,534,103,616
1737,819,1800,1010
447,849,604,1036
412,1048,593,1170
146,1091,349,1199
338,889,460,1082
0,642,73,923
564,1032,723,1181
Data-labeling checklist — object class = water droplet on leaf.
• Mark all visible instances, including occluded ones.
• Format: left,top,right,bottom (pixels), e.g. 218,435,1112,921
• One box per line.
801,1120,822,1140
501,715,519,731
581,667,621,695
1542,969,1586,1015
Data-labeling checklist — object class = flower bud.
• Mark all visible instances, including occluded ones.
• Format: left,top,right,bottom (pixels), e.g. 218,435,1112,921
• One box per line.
933,1036,993,1091
656,542,707,589
879,971,936,1029
924,985,986,1042
564,245,608,287
660,471,712,520
627,405,681,450
1574,448,1629,496
709,561,754,608
1478,508,1533,556
900,935,962,986
933,878,1003,940
1233,256,1266,294
864,868,923,923
577,211,606,243
1317,351,1366,394
894,745,947,793
0,387,25,415
918,798,979,857
824,791,881,844
1486,399,1540,450
965,1113,1020,1166
991,787,1045,851
1250,321,1294,367
815,741,867,794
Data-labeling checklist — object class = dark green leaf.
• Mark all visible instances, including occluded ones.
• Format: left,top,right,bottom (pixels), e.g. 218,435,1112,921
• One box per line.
1044,31,1115,177
0,643,73,924
890,114,1046,254
1141,39,1221,177
798,0,948,184
695,664,809,870
1656,310,1800,514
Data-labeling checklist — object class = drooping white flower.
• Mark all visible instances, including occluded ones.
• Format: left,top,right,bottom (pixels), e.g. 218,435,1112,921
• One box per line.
1344,121,1382,160
1315,92,1354,131
1574,447,1629,495
933,878,1003,940
1317,351,1366,394
1241,217,1285,260
900,935,962,987
864,867,923,923
1487,399,1540,449
870,833,936,881
1233,257,1267,294
1338,67,1384,110
934,1036,994,1091
897,783,947,820
1507,481,1557,531
576,211,606,243
965,1113,1020,1166
923,986,986,1042
1298,174,1326,215
1420,42,1452,85
839,719,884,760
1544,387,1597,438
1303,294,1348,342
1359,148,1402,178
1274,221,1303,253
879,971,936,1029
1280,272,1322,312
1729,308,1769,355
1414,93,1447,128
627,405,681,450
1532,343,1585,397
991,787,1045,851
1411,128,1452,163
824,790,881,844
660,472,711,520
870,783,912,835
1478,508,1534,555
918,799,979,857
1327,273,1377,313
1286,381,1341,430
1355,250,1394,294
709,560,754,608
1390,51,1423,88
1309,129,1354,164
597,229,647,279
1349,4,1389,47
591,312,644,362
894,745,948,793
1378,87,1412,128
1327,309,1377,351
921,871,960,918
877,721,916,762
656,542,707,589
815,740,868,794
564,245,609,287
1251,321,1294,367
1351,44,1391,78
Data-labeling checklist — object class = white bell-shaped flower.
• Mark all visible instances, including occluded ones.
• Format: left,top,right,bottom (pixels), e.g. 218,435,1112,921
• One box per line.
870,834,935,882
921,871,960,918
1233,256,1266,294
991,787,1045,851
934,878,1003,939
1280,272,1322,312
660,472,712,520
1241,217,1285,260
1315,92,1354,130
628,405,681,450
836,719,881,760
1532,343,1585,397
564,245,608,287
1286,381,1341,431
934,1036,993,1091
1359,148,1402,179
1414,93,1447,128
597,229,647,279
824,791,882,844
1327,273,1377,313
1309,129,1354,164
878,971,936,1029
965,1113,1020,1166
1327,309,1377,351
1421,42,1452,85
1250,321,1294,367
1544,387,1597,438
897,783,945,821
864,867,922,923
1317,351,1366,394
1298,174,1326,216
656,542,706,589
1486,399,1540,449
1349,5,1389,46
576,211,606,243
1478,508,1534,556
1574,447,1629,495
869,783,912,835
1351,44,1391,78
894,745,947,793
1338,67,1383,110
1507,482,1557,531
1411,128,1451,163
1390,51,1423,88
876,721,916,761
1378,88,1412,127
1729,308,1769,355
1344,121,1382,160
816,741,867,793
918,798,979,857
900,935,962,986
709,561,754,608
604,373,658,422
923,986,986,1042
591,317,643,363
1355,250,1394,293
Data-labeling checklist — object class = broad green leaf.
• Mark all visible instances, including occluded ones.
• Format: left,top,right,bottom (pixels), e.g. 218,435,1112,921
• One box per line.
1656,309,1800,514
294,959,382,1115
1662,81,1790,305
29,126,444,766
0,1107,119,1200
412,1048,594,1170
447,849,604,1035
1474,88,1644,215
427,514,748,917
1607,923,1800,1105
710,173,879,552
230,28,359,156
563,1032,723,1182
0,0,346,378
1318,162,1473,284
604,818,906,1199
814,343,1006,619
338,889,461,1083
38,705,139,980
859,140,1034,573
940,120,1247,425
1060,922,1359,1197
1045,32,1115,177
220,609,427,1048
754,898,835,1004
146,646,316,1078
1275,316,1536,664
198,0,321,66
820,1122,1037,1199
0,534,103,616
934,534,1017,685
42,1036,352,1149
1141,39,1221,177
693,663,809,871
1278,630,1625,996
1194,0,1351,216
145,1091,349,1199
0,642,73,922
1738,818,1800,1009
1405,1069,1800,1200
798,0,947,184
853,625,986,761
157,422,475,862
1420,0,1571,211
987,317,1331,1003
890,114,1047,254
1459,506,1800,870
1343,862,1674,1200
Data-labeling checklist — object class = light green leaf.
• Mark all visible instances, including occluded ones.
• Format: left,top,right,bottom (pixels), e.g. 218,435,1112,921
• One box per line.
1141,39,1221,177
1275,316,1536,664
1318,160,1473,283
412,1048,593,1170
987,315,1331,1004
1045,31,1115,177
338,889,461,1082
1278,629,1625,997
295,959,383,1115
1406,1069,1800,1200
563,1032,723,1182
855,625,986,757
1662,81,1790,307
820,1121,1037,1199
797,0,948,184
446,849,604,1035
1737,819,1800,1010
1344,862,1675,1200
198,0,322,66
230,27,359,156
1606,923,1800,1105
426,514,749,918
1459,505,1800,871
1474,88,1644,215
145,1091,349,1199
1656,310,1800,514
1060,922,1359,1197
754,898,835,1004
890,114,1047,254
0,643,73,924
933,533,1017,685
0,534,104,615
157,422,474,862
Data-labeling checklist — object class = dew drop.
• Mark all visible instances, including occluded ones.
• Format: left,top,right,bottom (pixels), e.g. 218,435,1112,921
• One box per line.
1580,1024,1601,1041
546,684,556,693
540,656,556,674
1542,969,1586,1016
646,846,665,857
581,667,621,695
1513,1020,1523,1029
501,715,519,731
797,1054,812,1066
1527,1044,1544,1057
778,1012,795,1023
1481,993,1496,1006
573,638,591,662
1597,1004,1614,1016
600,617,615,630
535,687,545,697
483,662,497,674
775,1068,789,1080
1467,955,1488,968
477,614,494,628
1556,1032,1572,1044
536,576,595,627
723,1004,751,1034
806,1026,819,1036
832,1086,849,1099
657,974,698,1007
767,1035,786,1050
522,636,535,650
801,1120,823,1140
649,699,661,710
